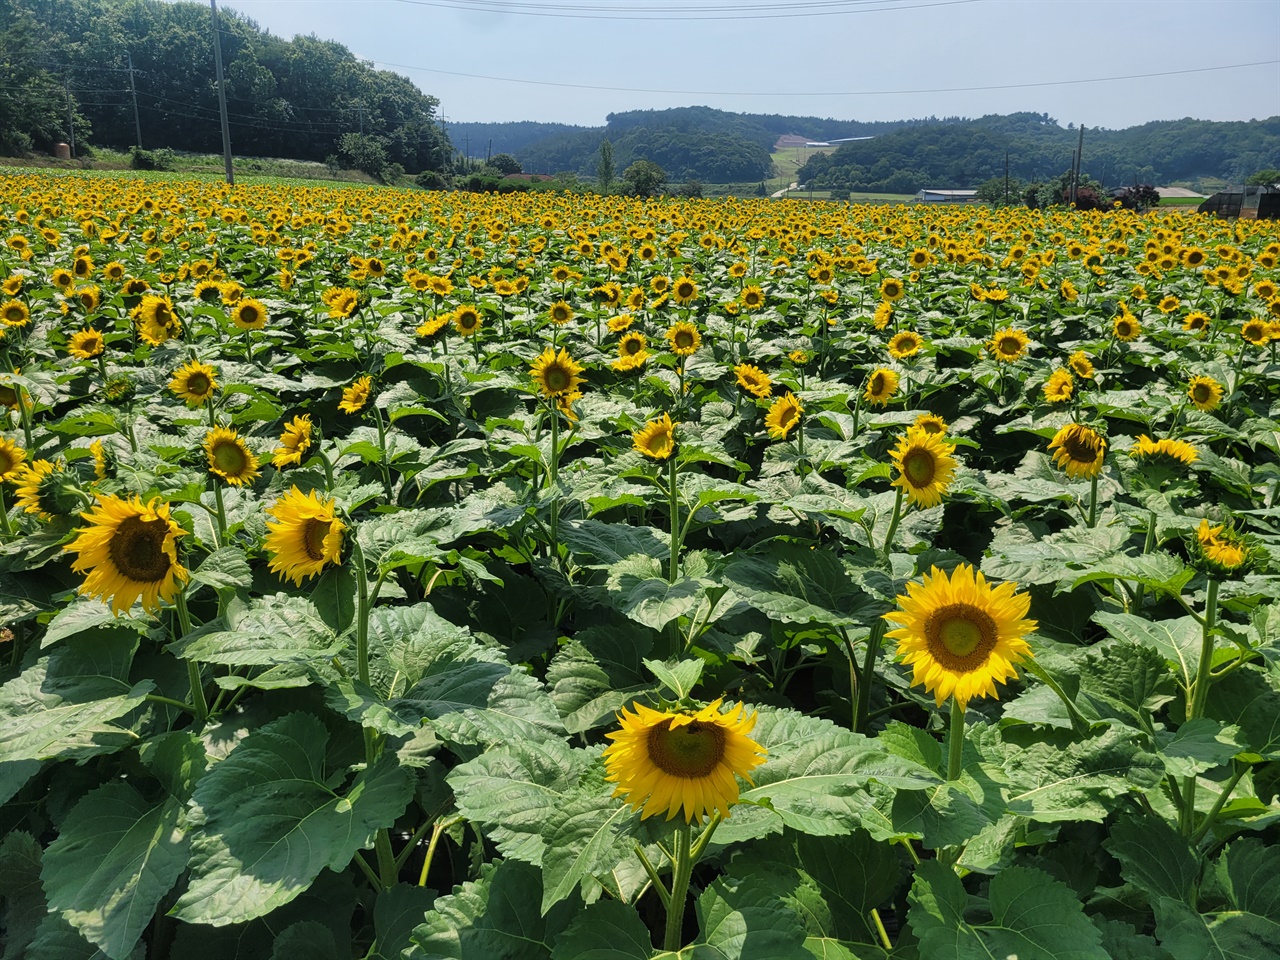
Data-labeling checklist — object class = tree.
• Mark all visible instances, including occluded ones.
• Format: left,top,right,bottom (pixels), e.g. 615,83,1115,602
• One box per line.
1112,184,1162,211
975,176,1024,206
622,159,667,197
337,133,390,180
1246,168,1280,187
487,152,522,175
596,138,615,193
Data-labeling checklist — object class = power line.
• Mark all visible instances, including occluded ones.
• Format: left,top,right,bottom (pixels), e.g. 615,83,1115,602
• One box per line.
371,57,1280,98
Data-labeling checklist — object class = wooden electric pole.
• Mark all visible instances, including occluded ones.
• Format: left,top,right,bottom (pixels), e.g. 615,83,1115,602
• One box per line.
64,77,75,157
127,52,142,148
210,0,234,185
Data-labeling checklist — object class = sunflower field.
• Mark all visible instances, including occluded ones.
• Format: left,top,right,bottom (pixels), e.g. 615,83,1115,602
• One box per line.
0,171,1279,960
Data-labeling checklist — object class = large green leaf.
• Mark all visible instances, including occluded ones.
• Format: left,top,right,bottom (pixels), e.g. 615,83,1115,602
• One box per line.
39,598,151,649
721,544,886,628
1104,814,1201,904
173,712,414,926
560,518,669,566
1094,613,1202,692
539,787,640,913
908,860,1108,959
407,859,575,960
546,624,653,734
42,783,188,959
370,884,438,960
1153,897,1280,959
391,661,565,747
548,900,653,960
447,741,590,866
1204,667,1280,759
168,593,343,666
687,874,810,960
0,634,153,763
0,831,45,960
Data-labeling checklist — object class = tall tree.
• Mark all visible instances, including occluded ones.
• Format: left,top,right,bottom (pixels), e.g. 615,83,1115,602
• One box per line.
596,138,614,193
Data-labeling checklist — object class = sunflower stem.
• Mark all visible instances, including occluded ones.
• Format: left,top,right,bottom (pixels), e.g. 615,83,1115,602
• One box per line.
881,485,905,558
0,486,12,538
665,453,684,584
1180,577,1220,836
1087,473,1099,529
1190,761,1247,847
854,620,887,734
947,698,965,781
1132,509,1158,611
210,479,226,546
633,843,670,909
374,828,397,890
372,405,394,503
175,592,207,727
418,816,463,888
663,821,694,952
871,908,893,951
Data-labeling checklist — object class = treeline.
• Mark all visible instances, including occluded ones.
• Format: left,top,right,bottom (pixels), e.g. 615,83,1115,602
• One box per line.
797,112,1280,194
0,0,451,172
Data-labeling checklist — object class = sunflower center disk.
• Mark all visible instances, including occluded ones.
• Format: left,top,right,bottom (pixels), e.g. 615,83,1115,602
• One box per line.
925,603,998,671
302,518,332,561
545,366,571,393
647,720,727,779
108,515,172,582
902,450,936,487
212,441,247,474
1062,434,1097,462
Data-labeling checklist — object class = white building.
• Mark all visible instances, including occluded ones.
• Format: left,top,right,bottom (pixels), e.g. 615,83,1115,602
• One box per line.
914,189,978,203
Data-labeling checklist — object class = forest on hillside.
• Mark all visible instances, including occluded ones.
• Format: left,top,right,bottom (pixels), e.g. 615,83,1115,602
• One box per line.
0,0,452,172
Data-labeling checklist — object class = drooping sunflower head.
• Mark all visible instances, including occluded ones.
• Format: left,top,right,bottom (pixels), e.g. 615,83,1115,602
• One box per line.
764,391,803,440
74,285,101,313
1187,375,1223,412
888,330,923,360
733,362,772,400
1130,434,1198,466
883,563,1036,708
1048,422,1107,479
1241,318,1270,347
264,487,345,586
990,328,1030,363
204,427,261,486
1042,368,1074,404
665,321,701,357
864,367,900,407
531,347,586,399
169,360,218,407
0,436,27,482
338,375,373,414
14,459,74,519
873,301,894,330
64,494,189,615
232,298,268,331
890,427,958,509
1068,350,1095,380
68,328,105,359
603,698,767,822
608,313,635,333
633,412,676,461
272,414,314,469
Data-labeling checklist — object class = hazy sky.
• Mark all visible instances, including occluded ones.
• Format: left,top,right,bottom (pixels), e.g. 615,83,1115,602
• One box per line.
208,0,1279,129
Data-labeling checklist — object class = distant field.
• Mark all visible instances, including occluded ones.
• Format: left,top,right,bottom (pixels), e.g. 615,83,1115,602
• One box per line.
0,149,380,187
1159,196,1204,206
767,144,829,192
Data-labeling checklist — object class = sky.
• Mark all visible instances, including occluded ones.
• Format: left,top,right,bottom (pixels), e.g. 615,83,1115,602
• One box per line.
205,0,1280,130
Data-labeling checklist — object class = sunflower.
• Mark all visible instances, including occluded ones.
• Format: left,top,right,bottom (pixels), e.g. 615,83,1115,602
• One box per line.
231,298,268,331
672,277,699,306
665,321,701,357
740,285,765,310
531,347,585,399
0,437,26,481
884,563,1036,708
1130,435,1197,465
650,275,671,295
51,268,74,291
879,277,905,301
1,300,29,327
68,328,105,359
1241,318,1270,346
1042,368,1074,404
415,313,451,337
339,375,373,414
273,414,313,468
608,314,635,333
1047,423,1107,479
873,301,894,330
888,330,923,360
1112,312,1141,342
1157,295,1180,314
169,360,218,407
890,427,958,509
1068,351,1095,379
603,698,766,822
13,459,63,518
193,279,222,303
453,305,482,337
864,368,899,406
74,286,101,312
547,301,574,326
633,413,676,460
1193,519,1250,575
764,392,803,440
1182,312,1210,335
734,362,773,400
204,427,260,486
614,332,649,371
913,412,948,436
64,494,188,614
264,487,345,586
990,328,1030,363
1187,375,1223,412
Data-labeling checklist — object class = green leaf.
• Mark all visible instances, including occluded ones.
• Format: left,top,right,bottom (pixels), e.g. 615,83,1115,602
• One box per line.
42,784,188,959
546,625,653,735
408,859,574,960
549,900,653,960
26,914,125,960
1155,719,1244,777
540,787,639,913
311,565,357,636
1069,552,1194,597
691,874,810,960
0,831,45,960
984,522,1127,587
560,519,669,566
0,634,153,763
448,741,590,866
40,598,151,649
393,661,566,748
908,860,1109,960
614,574,707,632
168,593,343,666
721,544,887,628
1214,838,1280,925
643,658,705,700
270,921,341,960
1104,814,1200,903
1153,897,1280,959
1094,613,1202,691
173,712,414,926
1204,668,1280,759
370,885,437,960
189,547,253,593
1072,640,1177,727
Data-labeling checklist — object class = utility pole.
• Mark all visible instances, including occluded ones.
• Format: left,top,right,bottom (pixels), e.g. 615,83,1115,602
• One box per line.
127,52,142,148
64,77,75,157
1004,149,1009,205
1070,125,1084,205
209,0,234,185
